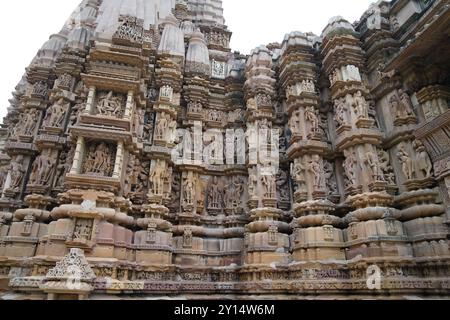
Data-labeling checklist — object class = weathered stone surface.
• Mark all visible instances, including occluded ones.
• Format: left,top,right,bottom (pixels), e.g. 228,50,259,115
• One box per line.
0,0,449,300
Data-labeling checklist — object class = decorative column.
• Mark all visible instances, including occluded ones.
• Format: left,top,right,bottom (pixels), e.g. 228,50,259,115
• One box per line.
356,1,449,260
322,17,409,260
171,30,211,265
243,46,290,265
280,32,344,262
134,14,186,265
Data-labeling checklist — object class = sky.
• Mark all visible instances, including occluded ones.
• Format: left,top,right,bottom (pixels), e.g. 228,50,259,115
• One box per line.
0,0,376,121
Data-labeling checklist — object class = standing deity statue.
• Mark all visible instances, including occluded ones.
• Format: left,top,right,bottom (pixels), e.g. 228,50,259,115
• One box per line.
324,161,338,195
334,98,347,127
207,176,222,209
223,178,233,209
397,143,414,180
9,155,25,190
149,160,165,196
134,160,150,194
363,150,384,181
261,173,276,199
44,98,67,128
30,151,55,185
167,119,177,144
308,155,325,190
163,166,173,198
398,89,415,118
25,110,38,135
276,170,290,202
155,113,169,140
232,177,245,208
183,172,196,207
291,159,306,190
305,106,319,134
413,140,433,178
343,152,358,186
183,228,193,248
352,91,369,119
389,94,401,120
17,109,39,136
54,151,71,188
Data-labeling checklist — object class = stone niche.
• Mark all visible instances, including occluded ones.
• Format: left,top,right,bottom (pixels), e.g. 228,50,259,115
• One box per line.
81,141,117,177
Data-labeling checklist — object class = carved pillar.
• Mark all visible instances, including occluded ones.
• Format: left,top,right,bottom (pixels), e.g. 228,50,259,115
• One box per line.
243,46,290,265
85,86,96,114
281,32,343,262
322,17,409,260
112,141,124,179
123,91,134,120
70,136,85,175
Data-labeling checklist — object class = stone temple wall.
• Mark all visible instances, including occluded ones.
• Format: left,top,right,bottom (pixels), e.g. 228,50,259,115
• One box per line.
0,0,449,299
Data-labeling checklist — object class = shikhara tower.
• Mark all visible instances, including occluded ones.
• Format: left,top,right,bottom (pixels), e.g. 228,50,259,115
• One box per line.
0,0,449,299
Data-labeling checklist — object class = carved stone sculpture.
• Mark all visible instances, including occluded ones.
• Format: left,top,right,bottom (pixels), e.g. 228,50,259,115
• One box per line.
248,167,258,199
155,113,175,143
343,152,358,186
1,0,449,300
29,151,55,186
261,173,276,198
70,102,85,127
32,81,48,98
14,109,39,137
378,149,396,184
291,159,306,190
390,90,415,122
276,170,290,202
160,85,173,101
308,155,325,190
97,91,123,117
398,89,415,117
334,98,347,127
149,160,165,196
54,150,72,188
207,176,222,209
413,140,433,178
84,142,114,176
9,155,25,191
305,106,319,135
44,98,67,128
397,143,414,180
362,150,384,181
183,172,196,208
352,91,369,119
56,73,72,88
324,161,338,195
